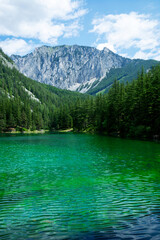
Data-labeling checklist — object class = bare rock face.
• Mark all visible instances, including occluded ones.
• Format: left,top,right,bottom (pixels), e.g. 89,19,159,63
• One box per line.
11,45,131,93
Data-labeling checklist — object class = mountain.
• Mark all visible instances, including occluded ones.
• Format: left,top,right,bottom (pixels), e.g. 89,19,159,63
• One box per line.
11,45,159,95
87,59,159,95
11,45,131,93
0,49,86,132
0,48,17,69
1,48,159,139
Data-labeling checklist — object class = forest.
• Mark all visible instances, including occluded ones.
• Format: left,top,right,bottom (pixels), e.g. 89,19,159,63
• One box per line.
71,66,160,139
0,50,160,139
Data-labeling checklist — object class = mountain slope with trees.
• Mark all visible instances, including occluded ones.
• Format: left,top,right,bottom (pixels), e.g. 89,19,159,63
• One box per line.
0,49,159,140
72,65,160,139
0,49,87,132
87,59,159,95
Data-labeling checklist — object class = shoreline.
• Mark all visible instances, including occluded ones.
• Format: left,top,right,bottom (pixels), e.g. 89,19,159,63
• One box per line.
1,129,49,134
0,128,159,143
0,128,73,134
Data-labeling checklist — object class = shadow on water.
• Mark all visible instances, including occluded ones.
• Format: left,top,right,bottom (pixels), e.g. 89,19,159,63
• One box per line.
1,213,160,239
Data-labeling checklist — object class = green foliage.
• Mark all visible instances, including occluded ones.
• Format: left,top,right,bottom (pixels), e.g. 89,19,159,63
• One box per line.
0,48,14,64
71,65,160,139
0,53,86,132
87,59,159,95
0,49,159,140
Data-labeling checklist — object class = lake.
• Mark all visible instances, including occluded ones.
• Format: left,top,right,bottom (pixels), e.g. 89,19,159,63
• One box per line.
0,133,160,239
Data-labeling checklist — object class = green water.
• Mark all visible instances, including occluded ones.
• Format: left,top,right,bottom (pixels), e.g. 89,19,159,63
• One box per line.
0,133,160,239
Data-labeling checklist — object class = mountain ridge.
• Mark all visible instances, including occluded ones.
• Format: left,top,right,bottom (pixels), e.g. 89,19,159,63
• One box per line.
11,45,159,94
11,45,131,93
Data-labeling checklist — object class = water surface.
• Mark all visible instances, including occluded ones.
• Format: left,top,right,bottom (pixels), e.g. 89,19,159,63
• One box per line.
0,133,160,239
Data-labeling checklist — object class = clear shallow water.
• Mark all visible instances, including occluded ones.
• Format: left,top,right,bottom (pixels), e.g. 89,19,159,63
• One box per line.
0,133,160,240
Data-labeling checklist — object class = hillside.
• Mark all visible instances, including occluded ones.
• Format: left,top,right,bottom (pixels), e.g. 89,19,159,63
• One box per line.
87,59,159,95
0,50,86,132
72,65,160,139
0,49,159,139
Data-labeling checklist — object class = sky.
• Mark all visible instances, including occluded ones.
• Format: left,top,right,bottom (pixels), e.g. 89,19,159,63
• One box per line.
0,0,160,60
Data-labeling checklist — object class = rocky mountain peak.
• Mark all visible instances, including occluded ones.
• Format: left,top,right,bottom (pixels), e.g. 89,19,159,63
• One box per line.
11,45,131,93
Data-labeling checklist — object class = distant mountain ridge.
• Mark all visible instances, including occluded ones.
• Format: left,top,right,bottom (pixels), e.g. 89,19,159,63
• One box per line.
11,45,131,93
11,45,159,94
87,59,159,95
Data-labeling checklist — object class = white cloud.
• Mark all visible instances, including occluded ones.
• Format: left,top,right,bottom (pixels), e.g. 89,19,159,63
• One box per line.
0,0,87,44
63,20,83,38
91,12,160,60
133,50,160,61
0,38,39,56
97,43,116,52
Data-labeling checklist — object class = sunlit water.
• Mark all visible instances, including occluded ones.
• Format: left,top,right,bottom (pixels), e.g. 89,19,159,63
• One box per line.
0,133,160,240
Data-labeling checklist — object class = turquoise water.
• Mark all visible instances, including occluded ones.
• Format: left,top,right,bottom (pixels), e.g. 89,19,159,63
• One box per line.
0,133,160,239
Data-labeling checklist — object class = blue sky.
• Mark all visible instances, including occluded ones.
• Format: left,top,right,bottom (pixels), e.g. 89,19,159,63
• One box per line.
0,0,160,60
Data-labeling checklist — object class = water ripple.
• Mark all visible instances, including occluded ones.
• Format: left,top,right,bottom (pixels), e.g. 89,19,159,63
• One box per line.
0,134,160,239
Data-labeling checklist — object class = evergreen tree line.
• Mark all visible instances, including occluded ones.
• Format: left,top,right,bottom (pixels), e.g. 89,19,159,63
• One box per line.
0,54,160,139
69,66,160,139
0,59,85,132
